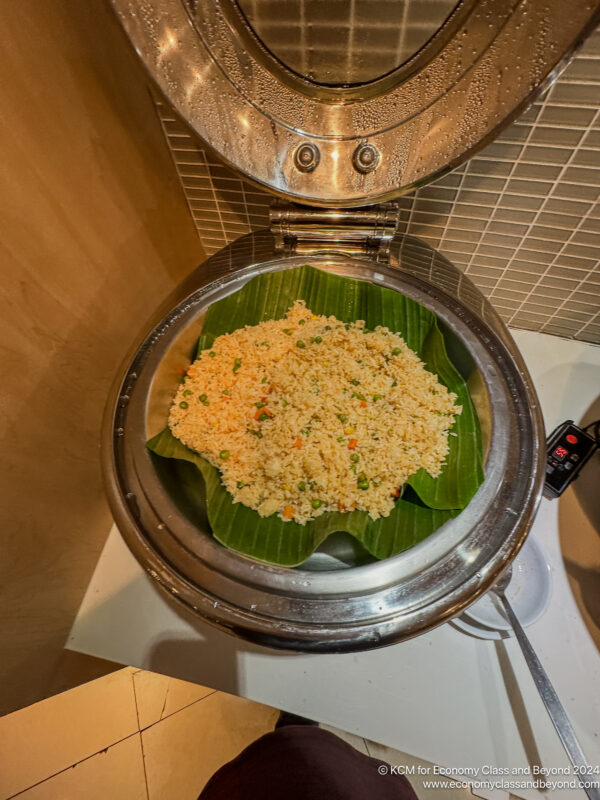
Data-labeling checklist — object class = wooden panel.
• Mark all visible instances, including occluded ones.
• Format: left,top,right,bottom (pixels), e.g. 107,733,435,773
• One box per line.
0,0,204,714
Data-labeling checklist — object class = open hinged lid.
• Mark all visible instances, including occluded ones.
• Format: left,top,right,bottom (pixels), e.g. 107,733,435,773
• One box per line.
111,0,599,207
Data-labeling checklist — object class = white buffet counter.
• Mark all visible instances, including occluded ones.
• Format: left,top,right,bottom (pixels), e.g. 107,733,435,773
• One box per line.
68,329,600,800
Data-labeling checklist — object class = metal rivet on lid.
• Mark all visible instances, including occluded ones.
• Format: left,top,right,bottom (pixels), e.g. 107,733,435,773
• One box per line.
352,143,381,174
294,142,320,173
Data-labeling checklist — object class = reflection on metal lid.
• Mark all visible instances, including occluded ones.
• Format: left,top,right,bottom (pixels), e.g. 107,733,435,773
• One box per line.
111,0,600,206
233,0,461,85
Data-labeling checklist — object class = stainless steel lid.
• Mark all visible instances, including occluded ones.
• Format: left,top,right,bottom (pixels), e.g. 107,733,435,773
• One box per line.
110,0,599,206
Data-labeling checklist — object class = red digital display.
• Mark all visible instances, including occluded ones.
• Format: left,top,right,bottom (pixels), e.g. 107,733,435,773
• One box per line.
554,445,569,460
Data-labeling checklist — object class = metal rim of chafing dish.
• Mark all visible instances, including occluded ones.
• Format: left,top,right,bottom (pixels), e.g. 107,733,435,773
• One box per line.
102,238,545,652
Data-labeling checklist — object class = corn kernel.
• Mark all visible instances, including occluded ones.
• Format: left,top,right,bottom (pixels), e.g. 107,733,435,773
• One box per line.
283,484,292,491
344,426,354,435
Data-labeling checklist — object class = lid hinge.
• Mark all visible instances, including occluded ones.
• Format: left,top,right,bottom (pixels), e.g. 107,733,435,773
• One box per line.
269,202,400,263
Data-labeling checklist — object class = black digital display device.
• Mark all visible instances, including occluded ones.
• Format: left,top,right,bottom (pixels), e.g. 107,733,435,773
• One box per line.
544,420,597,498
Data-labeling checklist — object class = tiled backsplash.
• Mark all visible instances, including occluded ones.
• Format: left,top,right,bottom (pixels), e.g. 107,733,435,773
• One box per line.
155,28,600,344
235,0,459,84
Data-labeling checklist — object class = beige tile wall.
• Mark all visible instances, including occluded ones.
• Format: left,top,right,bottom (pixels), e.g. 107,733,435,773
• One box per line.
233,0,458,84
155,28,600,344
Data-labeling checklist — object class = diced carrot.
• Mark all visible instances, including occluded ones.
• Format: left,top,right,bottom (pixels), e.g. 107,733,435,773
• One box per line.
360,400,367,408
261,396,267,402
348,439,358,450
221,395,230,401
254,407,274,420
283,506,295,519
391,487,401,498
293,438,303,449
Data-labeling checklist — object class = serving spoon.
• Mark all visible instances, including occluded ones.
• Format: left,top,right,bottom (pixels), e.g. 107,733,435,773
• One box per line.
490,568,600,800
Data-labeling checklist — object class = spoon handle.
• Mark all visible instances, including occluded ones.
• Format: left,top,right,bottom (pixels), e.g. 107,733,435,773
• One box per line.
497,592,600,800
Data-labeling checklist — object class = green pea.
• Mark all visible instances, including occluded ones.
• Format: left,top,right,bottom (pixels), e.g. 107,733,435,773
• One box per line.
324,325,331,331
219,450,230,460
373,394,382,402
310,336,322,344
251,430,263,439
337,436,345,442
351,378,360,386
298,481,306,492
392,347,402,356
298,319,306,325
281,399,289,407
258,412,269,422
337,413,347,423
283,329,292,335
255,401,265,408
350,453,359,462
236,481,245,489
221,389,230,395
209,351,216,358
358,480,370,490
233,358,242,373
311,499,322,509
179,401,188,409
296,340,305,348
261,376,268,383
392,380,398,387
183,389,193,397
199,393,207,402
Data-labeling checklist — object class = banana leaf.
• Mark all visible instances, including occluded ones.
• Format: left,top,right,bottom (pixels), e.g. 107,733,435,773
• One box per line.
147,265,483,567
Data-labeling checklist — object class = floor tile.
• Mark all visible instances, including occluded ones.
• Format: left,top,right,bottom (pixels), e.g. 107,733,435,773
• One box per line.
0,668,138,799
12,734,147,800
365,740,474,800
142,690,278,800
319,724,370,755
133,670,215,730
